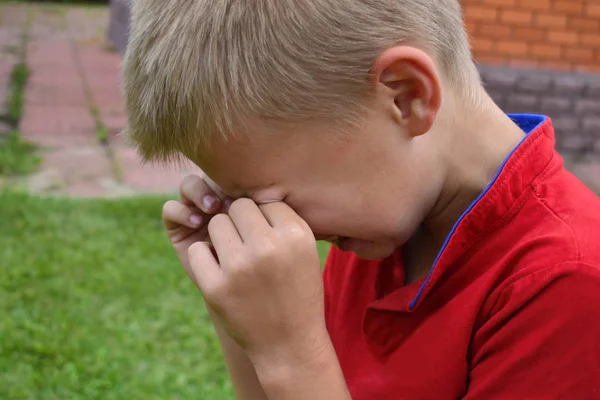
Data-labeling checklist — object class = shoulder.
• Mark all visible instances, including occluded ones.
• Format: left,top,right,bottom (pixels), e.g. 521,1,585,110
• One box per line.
466,262,600,397
476,261,600,346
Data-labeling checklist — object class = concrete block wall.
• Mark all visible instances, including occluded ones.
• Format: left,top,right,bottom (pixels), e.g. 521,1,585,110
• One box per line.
481,66,600,156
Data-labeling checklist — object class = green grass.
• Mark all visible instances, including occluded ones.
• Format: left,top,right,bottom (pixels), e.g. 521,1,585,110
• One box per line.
7,63,28,123
0,131,40,175
0,190,331,399
0,61,39,176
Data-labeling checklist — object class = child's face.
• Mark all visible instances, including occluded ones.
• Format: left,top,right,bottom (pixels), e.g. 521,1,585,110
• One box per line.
193,107,443,261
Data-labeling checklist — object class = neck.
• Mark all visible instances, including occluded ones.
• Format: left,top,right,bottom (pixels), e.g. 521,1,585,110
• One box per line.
405,93,526,283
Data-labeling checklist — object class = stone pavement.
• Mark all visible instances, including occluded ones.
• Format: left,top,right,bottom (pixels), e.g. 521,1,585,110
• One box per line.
0,3,598,197
1,3,193,197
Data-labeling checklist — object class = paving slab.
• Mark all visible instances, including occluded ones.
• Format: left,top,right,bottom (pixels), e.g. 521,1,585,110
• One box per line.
115,146,182,194
26,146,112,195
20,105,97,147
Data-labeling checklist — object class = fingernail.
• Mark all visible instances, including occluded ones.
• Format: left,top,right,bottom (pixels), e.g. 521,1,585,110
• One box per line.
190,214,203,227
202,195,217,211
223,199,233,212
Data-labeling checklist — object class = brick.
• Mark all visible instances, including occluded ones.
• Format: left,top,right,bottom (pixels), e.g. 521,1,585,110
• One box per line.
565,48,594,63
500,9,533,25
518,74,552,93
481,0,516,6
476,55,506,65
553,75,586,96
575,99,600,115
535,13,567,29
465,21,478,35
561,135,591,153
506,94,539,110
571,162,600,192
576,65,600,74
471,38,494,53
585,79,600,97
480,67,518,89
580,33,600,47
479,24,511,38
509,59,539,69
582,117,600,133
568,17,600,32
512,27,545,41
519,0,551,10
540,97,573,114
552,116,580,132
547,31,579,45
587,3,600,17
495,40,528,57
531,44,562,60
464,6,498,22
540,61,572,71
553,0,584,15
488,93,506,108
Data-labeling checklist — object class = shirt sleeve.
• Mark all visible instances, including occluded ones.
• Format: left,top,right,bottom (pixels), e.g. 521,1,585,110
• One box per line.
463,262,600,399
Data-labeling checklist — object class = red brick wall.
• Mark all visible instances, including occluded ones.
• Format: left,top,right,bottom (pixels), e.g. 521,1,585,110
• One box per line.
462,0,600,73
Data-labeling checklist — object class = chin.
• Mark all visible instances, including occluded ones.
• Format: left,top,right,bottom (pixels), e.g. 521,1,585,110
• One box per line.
333,237,397,261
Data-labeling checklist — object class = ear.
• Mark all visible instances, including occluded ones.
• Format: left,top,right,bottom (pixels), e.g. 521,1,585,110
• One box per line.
371,46,442,137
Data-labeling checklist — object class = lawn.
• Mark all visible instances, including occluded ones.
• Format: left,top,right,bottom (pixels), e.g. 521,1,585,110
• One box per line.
0,189,331,399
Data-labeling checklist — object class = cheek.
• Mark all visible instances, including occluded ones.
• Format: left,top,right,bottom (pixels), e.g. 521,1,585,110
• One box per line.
286,183,421,241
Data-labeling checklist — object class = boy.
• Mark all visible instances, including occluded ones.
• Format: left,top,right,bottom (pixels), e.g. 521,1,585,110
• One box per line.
122,0,600,398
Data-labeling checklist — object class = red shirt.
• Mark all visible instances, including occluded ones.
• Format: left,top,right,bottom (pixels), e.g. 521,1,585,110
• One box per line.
324,115,600,399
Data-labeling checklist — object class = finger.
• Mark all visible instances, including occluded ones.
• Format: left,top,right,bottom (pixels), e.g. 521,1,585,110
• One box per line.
259,202,307,229
208,214,243,262
163,200,204,230
180,174,221,213
227,198,272,241
188,241,224,294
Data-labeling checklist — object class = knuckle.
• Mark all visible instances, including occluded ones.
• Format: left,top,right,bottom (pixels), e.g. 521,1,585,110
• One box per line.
285,221,311,240
202,281,227,303
226,252,250,270
252,237,278,260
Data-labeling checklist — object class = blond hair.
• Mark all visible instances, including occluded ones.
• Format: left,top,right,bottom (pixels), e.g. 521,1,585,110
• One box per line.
122,0,479,163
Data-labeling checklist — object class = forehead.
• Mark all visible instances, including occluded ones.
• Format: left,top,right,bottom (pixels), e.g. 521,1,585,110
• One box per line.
191,134,289,199
191,117,361,195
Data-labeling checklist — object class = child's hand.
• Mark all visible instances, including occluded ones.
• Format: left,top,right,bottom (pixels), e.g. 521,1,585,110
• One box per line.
162,174,230,284
187,198,329,373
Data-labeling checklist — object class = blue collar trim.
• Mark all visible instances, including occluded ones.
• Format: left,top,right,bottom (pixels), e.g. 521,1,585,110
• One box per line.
409,114,548,309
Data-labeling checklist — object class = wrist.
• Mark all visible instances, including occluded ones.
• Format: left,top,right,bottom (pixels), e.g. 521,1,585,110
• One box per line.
250,330,349,398
252,332,332,378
